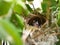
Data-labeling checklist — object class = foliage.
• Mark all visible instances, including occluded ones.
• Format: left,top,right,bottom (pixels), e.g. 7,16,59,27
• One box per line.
57,11,60,26
0,0,27,45
0,19,23,45
10,13,24,30
0,0,60,45
0,0,13,15
0,0,30,16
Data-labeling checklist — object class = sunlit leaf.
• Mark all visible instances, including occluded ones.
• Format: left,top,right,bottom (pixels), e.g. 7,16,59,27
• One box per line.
14,0,30,16
0,0,12,15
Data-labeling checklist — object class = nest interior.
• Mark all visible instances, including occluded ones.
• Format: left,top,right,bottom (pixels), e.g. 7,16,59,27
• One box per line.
27,14,46,27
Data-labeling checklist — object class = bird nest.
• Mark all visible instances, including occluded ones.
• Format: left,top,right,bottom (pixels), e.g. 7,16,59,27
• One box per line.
22,14,60,45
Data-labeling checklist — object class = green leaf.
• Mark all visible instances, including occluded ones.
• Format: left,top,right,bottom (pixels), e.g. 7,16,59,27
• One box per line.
10,13,24,29
58,0,60,7
25,4,33,13
41,2,48,13
15,14,24,29
57,11,60,20
57,10,60,26
42,0,57,13
27,0,34,2
14,0,30,16
0,0,12,15
57,19,60,26
21,0,26,2
0,19,23,45
50,0,57,6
